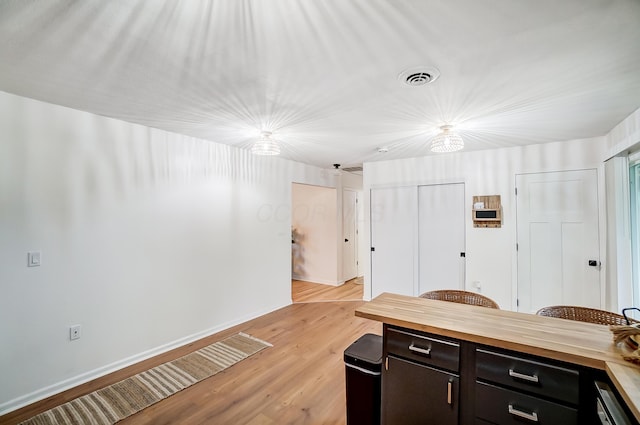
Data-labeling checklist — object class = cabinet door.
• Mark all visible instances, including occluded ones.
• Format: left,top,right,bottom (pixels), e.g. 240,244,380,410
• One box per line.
383,356,459,425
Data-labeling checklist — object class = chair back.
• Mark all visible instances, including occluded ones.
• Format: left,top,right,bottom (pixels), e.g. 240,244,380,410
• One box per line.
535,305,634,326
419,289,500,309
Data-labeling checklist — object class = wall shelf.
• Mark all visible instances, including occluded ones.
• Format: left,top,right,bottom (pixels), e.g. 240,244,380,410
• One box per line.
472,195,502,228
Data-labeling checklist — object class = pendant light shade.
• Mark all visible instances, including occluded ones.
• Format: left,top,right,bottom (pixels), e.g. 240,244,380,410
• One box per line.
430,125,464,153
251,131,281,156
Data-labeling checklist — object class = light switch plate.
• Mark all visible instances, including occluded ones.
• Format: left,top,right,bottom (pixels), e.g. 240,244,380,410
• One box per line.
27,251,41,267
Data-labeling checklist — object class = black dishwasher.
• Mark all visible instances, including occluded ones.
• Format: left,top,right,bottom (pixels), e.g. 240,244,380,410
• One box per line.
595,381,634,425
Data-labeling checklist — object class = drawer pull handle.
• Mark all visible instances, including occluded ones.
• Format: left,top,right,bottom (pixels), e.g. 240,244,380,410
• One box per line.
509,369,539,383
508,404,539,422
408,343,431,356
447,380,453,405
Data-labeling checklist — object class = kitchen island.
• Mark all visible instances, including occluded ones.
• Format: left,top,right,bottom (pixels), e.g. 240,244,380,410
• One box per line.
355,292,640,424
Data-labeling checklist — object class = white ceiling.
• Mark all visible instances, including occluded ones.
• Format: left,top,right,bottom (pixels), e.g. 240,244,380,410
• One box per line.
1,0,639,169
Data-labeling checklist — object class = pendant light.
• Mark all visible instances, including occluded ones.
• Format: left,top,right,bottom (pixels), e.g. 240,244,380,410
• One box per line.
430,125,464,153
251,131,281,156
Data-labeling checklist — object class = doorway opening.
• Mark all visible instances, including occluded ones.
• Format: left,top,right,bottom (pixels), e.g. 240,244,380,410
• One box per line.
291,183,337,285
292,278,364,303
291,182,364,303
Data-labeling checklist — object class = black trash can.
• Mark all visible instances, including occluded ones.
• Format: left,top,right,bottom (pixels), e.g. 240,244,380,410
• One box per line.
344,333,382,425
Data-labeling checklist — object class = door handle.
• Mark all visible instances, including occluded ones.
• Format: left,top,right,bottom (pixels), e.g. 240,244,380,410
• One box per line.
345,238,349,242
588,260,600,267
509,369,539,383
408,343,431,356
508,404,538,422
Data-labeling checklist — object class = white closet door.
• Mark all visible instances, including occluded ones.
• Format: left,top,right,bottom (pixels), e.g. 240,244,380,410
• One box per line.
370,186,417,298
418,183,466,295
516,169,601,313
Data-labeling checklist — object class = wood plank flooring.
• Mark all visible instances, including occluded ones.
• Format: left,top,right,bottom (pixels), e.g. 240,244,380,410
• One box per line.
292,277,364,303
1,299,381,425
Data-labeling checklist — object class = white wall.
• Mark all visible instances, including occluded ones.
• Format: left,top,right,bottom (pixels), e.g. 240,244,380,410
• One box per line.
0,91,334,413
363,137,608,310
606,106,640,157
341,171,363,191
291,183,338,284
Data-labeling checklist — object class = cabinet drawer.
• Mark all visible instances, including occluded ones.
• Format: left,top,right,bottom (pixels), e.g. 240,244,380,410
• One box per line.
476,382,578,425
476,348,579,404
386,327,459,372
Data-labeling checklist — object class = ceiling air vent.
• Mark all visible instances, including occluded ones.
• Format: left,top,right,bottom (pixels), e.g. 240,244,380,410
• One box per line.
342,166,363,173
398,66,440,87
405,72,431,86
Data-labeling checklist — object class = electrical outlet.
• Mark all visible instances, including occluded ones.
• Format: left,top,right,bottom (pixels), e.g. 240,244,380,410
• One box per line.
70,325,81,341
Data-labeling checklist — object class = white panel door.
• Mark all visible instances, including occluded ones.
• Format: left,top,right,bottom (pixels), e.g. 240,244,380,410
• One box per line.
370,186,417,298
516,170,601,313
418,183,466,295
343,189,358,281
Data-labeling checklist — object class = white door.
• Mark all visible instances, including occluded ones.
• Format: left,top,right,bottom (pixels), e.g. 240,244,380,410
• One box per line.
418,183,466,295
370,186,417,298
516,170,601,313
343,189,358,281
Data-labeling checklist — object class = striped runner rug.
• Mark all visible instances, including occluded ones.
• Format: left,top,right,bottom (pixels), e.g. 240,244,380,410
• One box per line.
20,333,272,425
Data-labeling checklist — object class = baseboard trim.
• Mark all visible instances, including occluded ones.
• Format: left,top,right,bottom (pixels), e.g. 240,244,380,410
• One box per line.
292,276,343,286
0,301,289,415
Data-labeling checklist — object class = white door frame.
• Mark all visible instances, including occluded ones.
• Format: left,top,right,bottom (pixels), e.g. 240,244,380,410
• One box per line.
343,188,358,281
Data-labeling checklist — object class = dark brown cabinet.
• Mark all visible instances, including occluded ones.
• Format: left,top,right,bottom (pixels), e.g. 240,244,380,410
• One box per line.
475,348,580,404
475,347,580,424
382,327,460,424
381,325,619,425
383,356,459,424
475,381,578,424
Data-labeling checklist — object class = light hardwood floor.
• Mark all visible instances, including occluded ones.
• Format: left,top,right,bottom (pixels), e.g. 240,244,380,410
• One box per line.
292,277,364,303
1,297,380,425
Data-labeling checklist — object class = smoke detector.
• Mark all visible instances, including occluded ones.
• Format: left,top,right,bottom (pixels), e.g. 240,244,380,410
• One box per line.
398,66,440,87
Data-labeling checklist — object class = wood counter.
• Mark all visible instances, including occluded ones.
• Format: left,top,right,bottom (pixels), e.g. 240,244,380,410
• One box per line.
355,292,640,422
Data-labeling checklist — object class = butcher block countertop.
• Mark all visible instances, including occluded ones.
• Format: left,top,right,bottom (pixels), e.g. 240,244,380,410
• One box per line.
355,292,640,422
